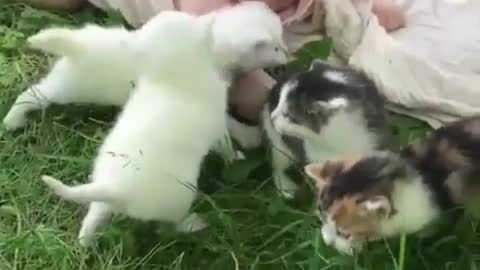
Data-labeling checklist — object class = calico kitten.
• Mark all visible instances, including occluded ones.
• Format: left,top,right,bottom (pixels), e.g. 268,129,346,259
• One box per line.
305,116,480,254
2,1,288,141
263,59,387,198
42,11,227,247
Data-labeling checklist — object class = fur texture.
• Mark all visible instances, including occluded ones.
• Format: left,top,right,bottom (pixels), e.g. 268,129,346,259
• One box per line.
42,11,228,247
2,1,287,151
263,59,387,198
305,116,480,255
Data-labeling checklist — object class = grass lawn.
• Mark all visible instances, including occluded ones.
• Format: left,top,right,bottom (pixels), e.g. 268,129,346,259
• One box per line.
1,2,479,270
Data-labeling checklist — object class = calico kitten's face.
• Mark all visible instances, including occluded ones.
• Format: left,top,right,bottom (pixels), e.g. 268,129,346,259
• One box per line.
212,1,289,72
305,153,408,254
269,60,371,138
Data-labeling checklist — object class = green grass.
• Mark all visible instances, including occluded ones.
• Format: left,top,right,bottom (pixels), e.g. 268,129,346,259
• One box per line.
1,2,479,269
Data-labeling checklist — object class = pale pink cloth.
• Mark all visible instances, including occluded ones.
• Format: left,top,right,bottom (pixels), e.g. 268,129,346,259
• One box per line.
87,0,405,121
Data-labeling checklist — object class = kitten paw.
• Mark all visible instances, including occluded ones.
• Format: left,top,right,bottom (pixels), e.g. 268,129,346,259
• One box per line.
274,175,299,199
273,117,300,138
176,213,209,233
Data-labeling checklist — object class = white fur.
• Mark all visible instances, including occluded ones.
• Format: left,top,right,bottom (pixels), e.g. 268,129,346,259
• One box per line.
379,177,440,236
210,1,288,73
3,2,287,152
327,97,348,108
322,217,357,255
323,70,350,84
227,116,263,149
42,11,228,247
3,25,134,130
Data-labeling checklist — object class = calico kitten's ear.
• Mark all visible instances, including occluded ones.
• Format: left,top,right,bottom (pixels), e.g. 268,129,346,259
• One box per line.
376,153,409,180
305,161,343,191
305,163,329,191
360,195,392,218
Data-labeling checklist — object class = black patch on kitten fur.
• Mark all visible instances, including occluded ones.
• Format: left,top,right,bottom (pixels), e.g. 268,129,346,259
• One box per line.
401,116,480,209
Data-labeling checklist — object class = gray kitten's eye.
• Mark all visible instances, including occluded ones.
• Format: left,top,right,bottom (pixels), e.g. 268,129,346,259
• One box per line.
307,106,321,115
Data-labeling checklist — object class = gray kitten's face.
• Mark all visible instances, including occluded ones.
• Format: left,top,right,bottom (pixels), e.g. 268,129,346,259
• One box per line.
269,79,348,138
268,62,358,138
268,60,385,139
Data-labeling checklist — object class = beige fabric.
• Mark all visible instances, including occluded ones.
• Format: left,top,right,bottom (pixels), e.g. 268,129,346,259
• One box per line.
324,0,480,128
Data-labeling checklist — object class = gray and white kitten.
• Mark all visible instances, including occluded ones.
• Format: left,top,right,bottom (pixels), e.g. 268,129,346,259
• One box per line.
263,59,387,198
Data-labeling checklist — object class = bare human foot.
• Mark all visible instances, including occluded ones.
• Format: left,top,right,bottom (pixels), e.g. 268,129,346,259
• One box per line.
7,0,86,12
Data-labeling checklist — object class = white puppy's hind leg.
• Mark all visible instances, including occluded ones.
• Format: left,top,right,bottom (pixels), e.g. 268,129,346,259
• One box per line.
2,85,51,130
3,59,85,131
78,202,113,247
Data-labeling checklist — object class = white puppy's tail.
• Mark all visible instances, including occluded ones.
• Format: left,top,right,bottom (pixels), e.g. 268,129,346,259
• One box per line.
28,28,83,56
42,175,116,204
